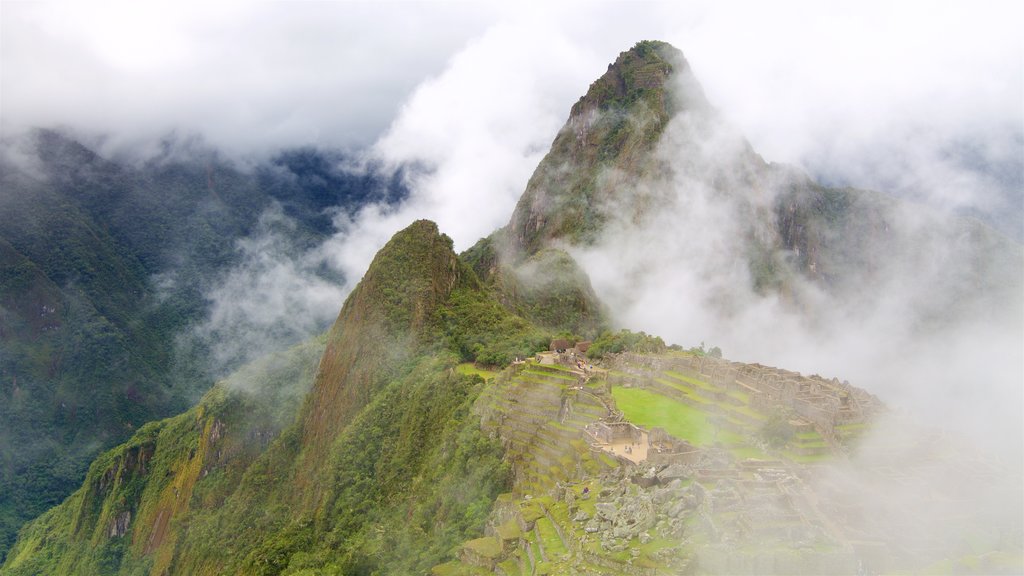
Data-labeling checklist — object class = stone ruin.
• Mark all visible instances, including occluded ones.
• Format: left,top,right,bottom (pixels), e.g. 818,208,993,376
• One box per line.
586,421,642,445
585,420,702,468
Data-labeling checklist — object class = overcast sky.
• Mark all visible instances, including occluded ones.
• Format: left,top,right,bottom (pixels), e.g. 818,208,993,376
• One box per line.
4,0,1021,277
4,2,1021,164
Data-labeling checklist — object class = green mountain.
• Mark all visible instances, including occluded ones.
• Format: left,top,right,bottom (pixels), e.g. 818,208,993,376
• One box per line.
1,220,539,575
0,130,404,558
3,41,1020,575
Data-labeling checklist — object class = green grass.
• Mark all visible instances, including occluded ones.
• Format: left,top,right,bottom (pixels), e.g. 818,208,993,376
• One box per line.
497,558,521,575
463,536,503,559
663,370,719,392
455,363,498,380
531,362,578,373
654,376,694,395
661,372,762,419
534,517,567,559
728,445,771,460
792,439,828,449
523,369,577,382
612,387,716,445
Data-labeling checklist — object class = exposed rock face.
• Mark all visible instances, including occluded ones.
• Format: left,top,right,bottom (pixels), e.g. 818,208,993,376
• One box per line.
107,511,131,539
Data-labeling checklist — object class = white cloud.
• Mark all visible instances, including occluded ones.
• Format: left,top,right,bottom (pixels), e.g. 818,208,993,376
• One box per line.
1,1,498,154
195,206,346,371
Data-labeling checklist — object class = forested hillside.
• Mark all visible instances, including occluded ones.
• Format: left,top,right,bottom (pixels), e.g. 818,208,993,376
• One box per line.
0,130,404,558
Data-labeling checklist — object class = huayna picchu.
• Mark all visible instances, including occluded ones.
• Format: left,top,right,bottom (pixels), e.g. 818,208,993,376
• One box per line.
2,41,1020,575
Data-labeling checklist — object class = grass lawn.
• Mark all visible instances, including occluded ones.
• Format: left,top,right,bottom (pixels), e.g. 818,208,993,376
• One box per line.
524,369,577,381
612,387,721,446
456,362,498,380
535,516,567,558
781,450,832,464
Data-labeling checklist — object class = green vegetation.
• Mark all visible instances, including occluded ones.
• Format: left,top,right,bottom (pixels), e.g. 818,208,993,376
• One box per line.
501,249,607,337
0,130,404,559
440,285,550,367
503,42,685,257
1,336,326,576
10,37,1019,576
463,536,502,559
455,363,498,380
612,387,715,445
3,220,514,575
685,342,723,358
534,516,567,559
587,329,666,358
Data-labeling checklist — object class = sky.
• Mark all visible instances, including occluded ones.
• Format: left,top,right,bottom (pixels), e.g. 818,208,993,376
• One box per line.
3,1,1021,244
3,0,1022,448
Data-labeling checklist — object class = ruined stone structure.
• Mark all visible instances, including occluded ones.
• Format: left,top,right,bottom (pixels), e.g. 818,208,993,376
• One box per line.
646,427,702,466
586,421,642,445
550,338,571,353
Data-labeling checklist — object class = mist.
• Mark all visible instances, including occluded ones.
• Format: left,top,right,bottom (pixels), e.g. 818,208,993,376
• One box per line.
219,3,1020,454
2,2,1022,570
189,205,345,377
565,54,1022,438
543,51,1023,569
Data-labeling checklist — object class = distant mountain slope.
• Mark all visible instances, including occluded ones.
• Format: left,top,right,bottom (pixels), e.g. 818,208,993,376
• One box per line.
0,130,405,559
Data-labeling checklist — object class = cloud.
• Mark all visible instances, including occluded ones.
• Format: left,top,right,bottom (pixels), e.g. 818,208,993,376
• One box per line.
1,2,498,156
666,1,1024,235
571,92,1023,452
7,0,1014,409
4,2,1019,232
193,205,345,373
3,3,1019,561
292,7,1021,457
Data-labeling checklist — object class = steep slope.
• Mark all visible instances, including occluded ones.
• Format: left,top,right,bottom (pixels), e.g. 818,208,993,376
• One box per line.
505,40,722,256
292,219,467,488
1,336,325,576
3,220,545,575
462,41,701,337
0,130,408,557
0,148,175,557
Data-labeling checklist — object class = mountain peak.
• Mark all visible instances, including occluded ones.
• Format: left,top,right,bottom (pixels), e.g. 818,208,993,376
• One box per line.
571,40,686,119
345,218,459,337
505,40,710,257
297,219,462,473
